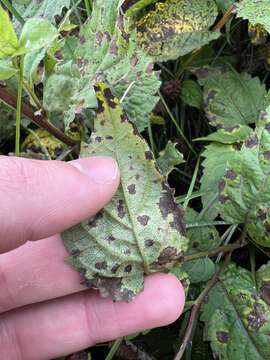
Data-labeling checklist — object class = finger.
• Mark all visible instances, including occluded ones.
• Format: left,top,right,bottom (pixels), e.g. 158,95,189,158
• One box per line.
0,156,119,253
1,273,185,360
0,235,84,313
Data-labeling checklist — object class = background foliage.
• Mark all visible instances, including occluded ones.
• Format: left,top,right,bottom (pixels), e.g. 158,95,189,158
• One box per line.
1,0,270,359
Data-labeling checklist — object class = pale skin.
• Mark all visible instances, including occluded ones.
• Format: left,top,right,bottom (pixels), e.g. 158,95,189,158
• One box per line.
0,155,185,360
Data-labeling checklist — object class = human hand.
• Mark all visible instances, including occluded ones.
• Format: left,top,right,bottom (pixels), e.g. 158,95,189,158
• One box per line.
0,155,185,360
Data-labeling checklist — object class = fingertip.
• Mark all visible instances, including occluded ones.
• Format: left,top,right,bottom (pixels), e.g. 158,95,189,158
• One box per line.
143,273,185,326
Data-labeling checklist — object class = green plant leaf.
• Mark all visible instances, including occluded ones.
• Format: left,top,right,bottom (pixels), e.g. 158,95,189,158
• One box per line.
136,0,220,62
180,79,203,109
218,108,270,247
156,141,184,177
236,0,270,33
197,66,270,128
62,83,188,301
201,262,270,360
19,19,58,53
0,5,19,58
197,124,252,144
13,0,70,26
183,257,215,284
0,59,18,80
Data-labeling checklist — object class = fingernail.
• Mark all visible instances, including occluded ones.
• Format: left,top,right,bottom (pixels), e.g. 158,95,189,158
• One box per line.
70,157,119,184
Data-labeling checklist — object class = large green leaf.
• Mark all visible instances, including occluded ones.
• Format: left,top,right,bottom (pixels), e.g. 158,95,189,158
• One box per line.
62,84,188,301
0,5,19,58
218,108,270,247
197,67,270,128
44,0,160,131
236,0,270,33
136,0,219,62
201,263,270,360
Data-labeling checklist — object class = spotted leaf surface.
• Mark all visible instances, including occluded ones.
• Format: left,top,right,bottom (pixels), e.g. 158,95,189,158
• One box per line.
62,84,188,301
218,109,270,246
201,263,270,360
197,66,270,128
136,0,219,62
236,0,270,33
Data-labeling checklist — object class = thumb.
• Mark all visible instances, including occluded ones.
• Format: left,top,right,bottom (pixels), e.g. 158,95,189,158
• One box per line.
0,156,119,253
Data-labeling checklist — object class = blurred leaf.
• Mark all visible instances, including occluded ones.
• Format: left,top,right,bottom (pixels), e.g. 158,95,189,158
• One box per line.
0,5,19,58
197,124,252,144
181,79,203,109
157,141,184,177
215,0,234,13
197,66,270,128
218,108,270,247
62,83,188,301
0,59,18,80
201,262,270,360
136,0,219,62
236,0,270,33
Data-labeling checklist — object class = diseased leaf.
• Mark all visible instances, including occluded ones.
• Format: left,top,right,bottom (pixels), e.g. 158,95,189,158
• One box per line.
218,108,270,247
44,0,161,132
0,5,19,58
136,0,220,62
62,84,188,301
197,66,270,128
197,124,252,144
201,263,270,360
236,0,270,33
156,141,184,177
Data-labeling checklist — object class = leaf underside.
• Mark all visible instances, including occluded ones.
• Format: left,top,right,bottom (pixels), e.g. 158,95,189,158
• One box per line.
62,83,188,301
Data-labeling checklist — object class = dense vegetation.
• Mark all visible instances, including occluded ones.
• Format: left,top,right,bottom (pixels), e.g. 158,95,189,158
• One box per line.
1,0,270,359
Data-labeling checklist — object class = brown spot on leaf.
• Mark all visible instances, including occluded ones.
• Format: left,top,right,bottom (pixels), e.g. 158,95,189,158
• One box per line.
145,239,154,247
79,35,86,44
224,125,239,132
219,194,229,204
264,151,270,160
248,303,267,330
96,97,105,114
218,179,226,192
95,261,108,270
127,184,136,194
124,264,132,273
104,88,117,108
145,151,153,160
111,264,120,274
158,246,183,264
233,142,243,151
216,331,229,343
70,249,80,257
137,215,150,226
106,135,113,140
258,208,267,221
95,136,102,142
117,200,126,219
245,133,259,148
88,211,103,227
121,113,128,122
107,235,115,242
260,283,270,305
95,31,103,45
224,169,237,180
109,38,118,55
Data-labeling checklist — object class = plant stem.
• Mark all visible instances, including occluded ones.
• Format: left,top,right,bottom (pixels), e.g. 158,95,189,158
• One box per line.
158,90,196,155
174,253,232,360
186,220,231,229
15,56,24,156
1,0,25,25
183,155,201,210
183,241,246,263
84,0,92,17
0,86,78,147
105,337,123,360
213,5,236,32
23,80,43,110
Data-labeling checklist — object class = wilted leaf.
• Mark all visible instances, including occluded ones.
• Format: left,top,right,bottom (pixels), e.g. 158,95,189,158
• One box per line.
62,84,188,301
0,5,19,58
201,262,270,360
218,108,270,247
136,0,219,62
197,66,270,128
236,0,270,33
157,141,184,177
